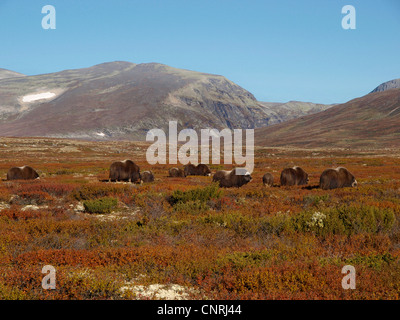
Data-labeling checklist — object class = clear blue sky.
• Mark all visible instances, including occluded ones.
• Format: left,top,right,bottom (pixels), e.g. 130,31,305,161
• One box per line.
1,0,399,104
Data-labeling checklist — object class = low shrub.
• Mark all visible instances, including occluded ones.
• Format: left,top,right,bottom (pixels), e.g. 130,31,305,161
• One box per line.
167,183,222,207
293,205,396,236
83,197,118,214
346,253,397,270
218,250,272,270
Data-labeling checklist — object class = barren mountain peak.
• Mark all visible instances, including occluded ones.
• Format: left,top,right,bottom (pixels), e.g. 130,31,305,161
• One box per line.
370,78,400,93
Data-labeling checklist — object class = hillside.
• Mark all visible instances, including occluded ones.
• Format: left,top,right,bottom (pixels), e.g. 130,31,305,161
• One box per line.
255,88,400,148
371,78,400,93
0,61,333,141
0,62,264,140
0,68,25,80
258,101,334,125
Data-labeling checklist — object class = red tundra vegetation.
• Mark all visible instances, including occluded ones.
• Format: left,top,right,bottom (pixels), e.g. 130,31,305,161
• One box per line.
0,137,399,299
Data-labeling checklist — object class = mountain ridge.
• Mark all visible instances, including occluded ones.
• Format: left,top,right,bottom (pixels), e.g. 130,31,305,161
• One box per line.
370,78,400,93
255,87,400,148
0,61,332,140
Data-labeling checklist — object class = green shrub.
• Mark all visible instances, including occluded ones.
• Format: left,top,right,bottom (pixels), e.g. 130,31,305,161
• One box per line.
168,183,222,207
293,205,396,236
346,253,397,270
218,250,272,270
173,200,210,214
258,213,293,236
201,212,258,236
83,197,118,214
303,194,330,207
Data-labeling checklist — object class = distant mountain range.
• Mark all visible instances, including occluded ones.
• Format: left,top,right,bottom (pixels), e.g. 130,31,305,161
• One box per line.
0,61,398,148
0,61,331,140
255,79,400,148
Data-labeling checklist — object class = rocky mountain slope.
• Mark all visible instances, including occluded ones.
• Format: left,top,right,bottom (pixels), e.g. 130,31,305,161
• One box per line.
255,85,400,148
258,101,334,125
370,78,400,93
0,61,331,141
0,68,25,80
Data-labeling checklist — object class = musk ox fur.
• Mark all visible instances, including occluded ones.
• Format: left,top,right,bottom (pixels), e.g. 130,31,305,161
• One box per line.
169,167,186,177
212,168,252,188
7,166,39,180
109,160,141,183
140,171,154,183
319,167,357,190
262,173,274,187
184,164,211,176
280,166,309,186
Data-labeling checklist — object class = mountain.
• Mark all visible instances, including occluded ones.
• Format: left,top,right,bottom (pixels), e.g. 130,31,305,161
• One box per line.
0,61,332,140
258,101,334,125
0,68,25,80
255,86,400,148
370,78,400,93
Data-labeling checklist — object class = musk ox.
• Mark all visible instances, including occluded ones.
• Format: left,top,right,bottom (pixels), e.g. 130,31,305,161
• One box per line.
140,171,154,183
280,166,309,186
184,164,212,176
262,173,274,187
7,166,39,180
212,168,252,188
109,160,141,183
319,167,357,190
169,167,186,177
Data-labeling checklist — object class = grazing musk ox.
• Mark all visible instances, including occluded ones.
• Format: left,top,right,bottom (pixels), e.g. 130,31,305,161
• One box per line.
109,160,141,183
140,171,154,183
280,166,309,186
184,164,212,176
169,167,186,177
319,167,357,190
212,168,252,188
262,173,274,187
7,166,39,180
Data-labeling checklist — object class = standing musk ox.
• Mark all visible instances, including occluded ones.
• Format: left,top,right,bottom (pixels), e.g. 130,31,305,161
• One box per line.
109,160,141,183
169,167,186,177
262,173,274,187
319,167,357,190
280,166,309,186
184,164,212,176
7,166,39,180
140,171,155,183
213,168,252,188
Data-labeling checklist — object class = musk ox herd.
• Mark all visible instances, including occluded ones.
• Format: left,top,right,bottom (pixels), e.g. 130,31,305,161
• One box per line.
3,161,358,191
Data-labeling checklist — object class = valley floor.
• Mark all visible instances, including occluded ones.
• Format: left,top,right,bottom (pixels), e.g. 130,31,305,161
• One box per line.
0,137,399,299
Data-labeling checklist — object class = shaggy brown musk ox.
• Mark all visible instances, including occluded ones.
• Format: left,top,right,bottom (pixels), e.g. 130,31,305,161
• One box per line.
212,168,252,188
7,166,39,180
168,167,186,177
109,160,141,183
141,171,155,183
262,173,274,187
184,164,212,176
319,167,357,190
280,166,309,186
